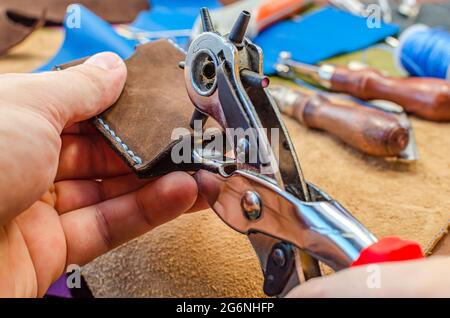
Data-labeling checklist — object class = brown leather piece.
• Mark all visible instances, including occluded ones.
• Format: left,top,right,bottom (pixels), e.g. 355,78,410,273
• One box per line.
97,41,199,177
0,7,45,55
220,0,241,4
0,0,149,24
58,40,198,178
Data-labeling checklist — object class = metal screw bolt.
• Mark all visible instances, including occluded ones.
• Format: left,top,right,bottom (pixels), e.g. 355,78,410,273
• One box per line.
236,138,250,156
241,191,262,220
271,248,286,267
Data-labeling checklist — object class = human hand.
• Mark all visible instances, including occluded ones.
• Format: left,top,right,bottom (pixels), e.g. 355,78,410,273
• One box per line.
287,257,450,297
0,52,204,297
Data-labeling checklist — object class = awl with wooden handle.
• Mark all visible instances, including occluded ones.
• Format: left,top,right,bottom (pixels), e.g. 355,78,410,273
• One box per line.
277,52,450,121
269,84,410,157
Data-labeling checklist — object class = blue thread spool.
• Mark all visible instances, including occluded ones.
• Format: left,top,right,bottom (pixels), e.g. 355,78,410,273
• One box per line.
395,24,450,80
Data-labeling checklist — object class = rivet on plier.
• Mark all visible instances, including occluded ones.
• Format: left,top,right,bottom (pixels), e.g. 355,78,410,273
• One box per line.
241,191,262,220
271,248,287,267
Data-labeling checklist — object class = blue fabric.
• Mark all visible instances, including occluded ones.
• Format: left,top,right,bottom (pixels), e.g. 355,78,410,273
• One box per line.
254,7,400,74
131,0,222,47
133,0,222,31
36,5,137,72
36,5,399,75
36,2,222,72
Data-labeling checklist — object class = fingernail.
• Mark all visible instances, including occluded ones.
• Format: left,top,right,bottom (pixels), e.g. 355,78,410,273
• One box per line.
84,52,123,70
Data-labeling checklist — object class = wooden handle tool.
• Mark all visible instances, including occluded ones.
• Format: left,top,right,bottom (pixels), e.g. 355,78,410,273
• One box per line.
277,54,450,121
330,65,450,121
270,85,409,157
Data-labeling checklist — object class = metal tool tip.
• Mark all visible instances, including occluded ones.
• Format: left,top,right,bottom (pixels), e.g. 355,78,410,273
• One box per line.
200,7,214,32
261,77,270,88
240,69,269,88
229,10,251,44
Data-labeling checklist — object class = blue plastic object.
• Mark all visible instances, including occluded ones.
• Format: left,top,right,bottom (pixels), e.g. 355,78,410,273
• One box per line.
133,0,222,31
36,5,137,72
254,7,400,74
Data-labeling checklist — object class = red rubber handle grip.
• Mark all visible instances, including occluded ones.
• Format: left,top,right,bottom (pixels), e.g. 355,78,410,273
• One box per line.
352,237,424,267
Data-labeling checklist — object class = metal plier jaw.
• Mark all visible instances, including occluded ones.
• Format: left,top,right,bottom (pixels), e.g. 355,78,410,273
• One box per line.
181,8,378,296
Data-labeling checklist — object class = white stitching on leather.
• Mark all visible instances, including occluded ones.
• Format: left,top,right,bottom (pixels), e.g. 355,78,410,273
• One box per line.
96,118,143,165
95,40,185,167
167,38,187,54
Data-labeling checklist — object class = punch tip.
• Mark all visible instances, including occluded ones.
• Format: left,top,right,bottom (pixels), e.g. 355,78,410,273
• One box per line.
229,10,251,44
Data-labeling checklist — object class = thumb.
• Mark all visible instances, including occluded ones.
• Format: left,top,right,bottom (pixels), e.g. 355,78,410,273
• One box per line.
0,53,126,225
2,52,127,132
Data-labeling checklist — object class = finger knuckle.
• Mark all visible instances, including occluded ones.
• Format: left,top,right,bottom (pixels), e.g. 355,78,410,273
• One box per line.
94,204,114,249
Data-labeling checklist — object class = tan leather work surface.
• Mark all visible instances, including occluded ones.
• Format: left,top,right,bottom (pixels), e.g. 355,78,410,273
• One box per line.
0,0,149,24
81,119,450,297
1,28,449,297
